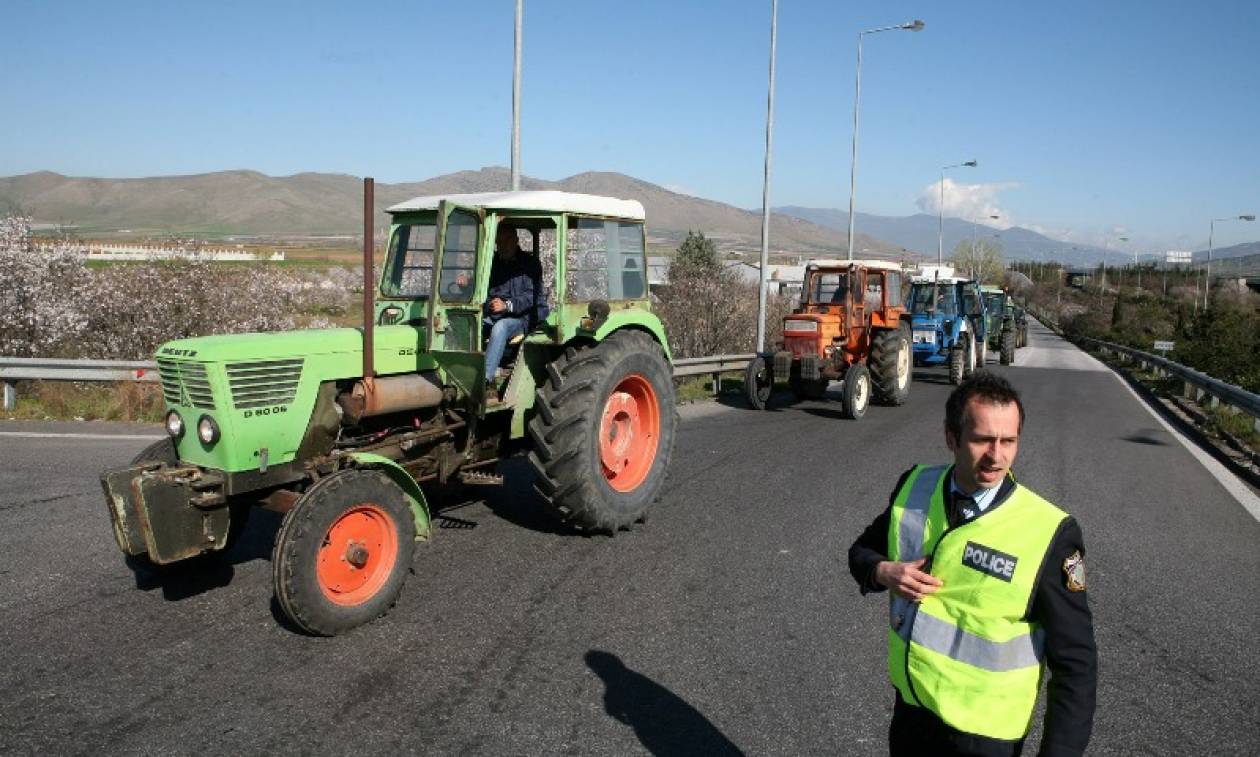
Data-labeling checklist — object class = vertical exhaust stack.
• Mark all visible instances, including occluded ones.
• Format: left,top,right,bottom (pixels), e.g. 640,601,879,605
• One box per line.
362,177,376,381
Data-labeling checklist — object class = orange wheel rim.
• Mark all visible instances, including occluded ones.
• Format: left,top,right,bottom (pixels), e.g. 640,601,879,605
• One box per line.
599,374,660,492
316,504,399,606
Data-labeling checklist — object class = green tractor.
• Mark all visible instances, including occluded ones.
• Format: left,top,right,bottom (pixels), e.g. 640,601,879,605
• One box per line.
981,285,1019,365
101,183,676,635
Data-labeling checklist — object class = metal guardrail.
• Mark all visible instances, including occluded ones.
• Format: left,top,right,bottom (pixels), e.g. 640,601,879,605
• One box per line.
1081,338,1260,433
1,353,758,410
0,357,159,410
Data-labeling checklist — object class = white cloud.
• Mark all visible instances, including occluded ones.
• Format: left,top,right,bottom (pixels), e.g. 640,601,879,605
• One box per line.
916,179,1019,229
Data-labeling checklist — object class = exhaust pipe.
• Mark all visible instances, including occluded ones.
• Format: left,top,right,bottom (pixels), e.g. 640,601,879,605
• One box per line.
362,177,376,380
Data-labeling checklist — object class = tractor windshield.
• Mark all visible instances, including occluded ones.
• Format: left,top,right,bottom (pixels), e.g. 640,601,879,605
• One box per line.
382,219,439,298
808,272,848,304
984,293,1005,316
909,282,955,315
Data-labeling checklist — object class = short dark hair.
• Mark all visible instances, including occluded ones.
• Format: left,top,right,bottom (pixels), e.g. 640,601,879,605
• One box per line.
945,370,1025,439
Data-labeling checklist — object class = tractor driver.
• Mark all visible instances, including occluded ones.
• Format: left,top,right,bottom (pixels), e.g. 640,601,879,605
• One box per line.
482,222,548,399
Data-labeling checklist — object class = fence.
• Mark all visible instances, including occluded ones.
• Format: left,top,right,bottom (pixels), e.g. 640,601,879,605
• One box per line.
0,354,757,411
1082,338,1260,435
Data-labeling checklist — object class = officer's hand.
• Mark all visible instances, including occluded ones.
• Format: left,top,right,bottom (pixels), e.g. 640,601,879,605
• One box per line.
489,297,507,313
875,558,943,602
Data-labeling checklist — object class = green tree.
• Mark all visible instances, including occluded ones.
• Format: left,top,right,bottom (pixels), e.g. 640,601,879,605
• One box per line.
951,238,1005,284
672,230,719,275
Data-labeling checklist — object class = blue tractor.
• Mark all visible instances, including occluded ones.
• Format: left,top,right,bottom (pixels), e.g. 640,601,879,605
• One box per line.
907,267,989,385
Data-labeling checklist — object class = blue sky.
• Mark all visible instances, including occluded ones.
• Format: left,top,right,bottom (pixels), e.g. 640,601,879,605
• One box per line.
3,0,1258,252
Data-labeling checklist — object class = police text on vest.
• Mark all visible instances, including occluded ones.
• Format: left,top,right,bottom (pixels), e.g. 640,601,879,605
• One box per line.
962,541,1018,582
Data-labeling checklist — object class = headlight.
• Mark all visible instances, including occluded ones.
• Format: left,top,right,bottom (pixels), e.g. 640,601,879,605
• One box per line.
165,410,184,438
784,319,818,333
197,415,220,445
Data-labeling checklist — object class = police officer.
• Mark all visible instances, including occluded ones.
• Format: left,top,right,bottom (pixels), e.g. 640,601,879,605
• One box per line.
848,371,1096,756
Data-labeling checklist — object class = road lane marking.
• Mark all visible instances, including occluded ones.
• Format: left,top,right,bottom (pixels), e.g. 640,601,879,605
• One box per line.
0,432,161,441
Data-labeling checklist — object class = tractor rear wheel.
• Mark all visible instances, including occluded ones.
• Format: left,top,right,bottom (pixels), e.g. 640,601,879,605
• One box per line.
1000,327,1016,365
870,326,910,406
841,362,871,420
744,355,773,410
528,330,677,533
272,469,415,636
949,334,968,385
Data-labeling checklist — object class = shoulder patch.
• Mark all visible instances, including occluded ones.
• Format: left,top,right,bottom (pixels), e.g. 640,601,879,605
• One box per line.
1062,550,1087,592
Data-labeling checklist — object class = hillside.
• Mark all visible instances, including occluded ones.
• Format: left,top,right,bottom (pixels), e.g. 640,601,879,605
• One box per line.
0,168,901,258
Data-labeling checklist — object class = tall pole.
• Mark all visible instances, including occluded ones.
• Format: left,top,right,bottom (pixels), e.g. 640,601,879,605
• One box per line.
937,160,975,264
845,32,863,262
510,0,523,191
755,0,778,353
1205,219,1216,310
845,20,924,262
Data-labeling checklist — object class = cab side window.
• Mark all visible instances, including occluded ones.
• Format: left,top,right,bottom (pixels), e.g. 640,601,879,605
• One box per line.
566,217,647,301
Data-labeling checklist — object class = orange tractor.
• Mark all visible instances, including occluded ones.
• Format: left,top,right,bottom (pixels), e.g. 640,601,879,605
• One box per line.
745,259,911,419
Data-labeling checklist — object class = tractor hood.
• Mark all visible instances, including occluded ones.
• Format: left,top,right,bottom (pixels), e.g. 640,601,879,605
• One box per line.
156,325,436,376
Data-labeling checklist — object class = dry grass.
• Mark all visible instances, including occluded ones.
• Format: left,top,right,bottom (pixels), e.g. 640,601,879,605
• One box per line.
3,380,165,422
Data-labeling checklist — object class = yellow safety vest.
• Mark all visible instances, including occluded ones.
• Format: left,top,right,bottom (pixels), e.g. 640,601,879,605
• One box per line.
886,464,1067,740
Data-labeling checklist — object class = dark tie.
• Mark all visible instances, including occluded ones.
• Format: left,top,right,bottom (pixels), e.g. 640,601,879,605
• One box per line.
956,492,979,522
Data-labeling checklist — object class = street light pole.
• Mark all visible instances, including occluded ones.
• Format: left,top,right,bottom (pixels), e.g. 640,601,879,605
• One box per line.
1205,214,1256,309
845,19,924,261
755,0,779,354
938,160,976,265
510,0,523,190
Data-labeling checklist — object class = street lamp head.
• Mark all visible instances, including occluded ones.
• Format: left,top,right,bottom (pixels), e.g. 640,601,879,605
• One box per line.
1240,214,1256,222
903,19,926,31
963,160,978,167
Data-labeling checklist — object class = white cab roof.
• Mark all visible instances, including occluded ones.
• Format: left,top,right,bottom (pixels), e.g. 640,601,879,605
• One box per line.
804,258,903,272
387,190,645,220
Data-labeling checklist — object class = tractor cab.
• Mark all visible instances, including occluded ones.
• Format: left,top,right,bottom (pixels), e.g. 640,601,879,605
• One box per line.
746,259,910,418
908,266,988,384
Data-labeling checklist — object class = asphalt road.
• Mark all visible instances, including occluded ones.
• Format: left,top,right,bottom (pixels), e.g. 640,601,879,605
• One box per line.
1,321,1257,756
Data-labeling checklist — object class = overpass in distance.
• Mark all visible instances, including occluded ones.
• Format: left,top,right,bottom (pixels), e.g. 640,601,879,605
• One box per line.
0,320,1256,754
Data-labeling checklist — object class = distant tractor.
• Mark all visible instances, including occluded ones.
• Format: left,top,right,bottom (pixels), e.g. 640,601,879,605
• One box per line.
908,266,988,385
100,185,676,636
1012,304,1029,347
745,259,910,419
981,285,1019,365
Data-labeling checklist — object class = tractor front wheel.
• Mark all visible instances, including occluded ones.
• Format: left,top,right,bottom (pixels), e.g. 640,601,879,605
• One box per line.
841,362,871,420
744,355,773,411
870,326,910,406
272,469,416,636
529,330,677,533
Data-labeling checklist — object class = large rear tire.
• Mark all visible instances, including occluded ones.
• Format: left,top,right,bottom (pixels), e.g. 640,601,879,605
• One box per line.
949,334,968,386
528,330,677,533
744,355,772,411
870,326,910,406
272,469,416,636
1000,327,1016,365
841,362,871,420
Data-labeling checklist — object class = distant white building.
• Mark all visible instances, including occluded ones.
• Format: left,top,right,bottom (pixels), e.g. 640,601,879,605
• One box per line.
726,261,806,296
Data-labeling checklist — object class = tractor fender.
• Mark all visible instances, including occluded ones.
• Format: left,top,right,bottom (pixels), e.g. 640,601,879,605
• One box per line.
592,311,673,362
343,451,432,540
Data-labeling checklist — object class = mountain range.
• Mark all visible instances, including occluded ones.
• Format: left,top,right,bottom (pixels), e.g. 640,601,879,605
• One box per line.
3,168,1255,267
0,168,895,259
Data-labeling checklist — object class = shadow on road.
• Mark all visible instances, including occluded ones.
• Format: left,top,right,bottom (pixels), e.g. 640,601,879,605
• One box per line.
125,508,283,601
586,649,744,756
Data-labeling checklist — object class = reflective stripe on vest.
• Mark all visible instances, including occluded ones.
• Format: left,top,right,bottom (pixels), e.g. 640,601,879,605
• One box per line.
885,464,1068,740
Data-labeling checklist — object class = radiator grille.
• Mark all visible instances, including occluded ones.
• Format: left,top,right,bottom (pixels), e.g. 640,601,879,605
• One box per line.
156,359,215,409
226,359,303,409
